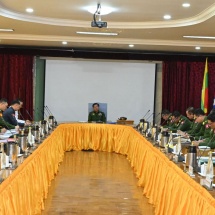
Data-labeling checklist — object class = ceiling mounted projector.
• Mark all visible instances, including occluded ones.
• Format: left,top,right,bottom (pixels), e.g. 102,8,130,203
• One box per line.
91,21,107,28
91,4,107,28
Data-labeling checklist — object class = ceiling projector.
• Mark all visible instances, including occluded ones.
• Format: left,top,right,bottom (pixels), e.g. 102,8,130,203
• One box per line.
91,21,107,28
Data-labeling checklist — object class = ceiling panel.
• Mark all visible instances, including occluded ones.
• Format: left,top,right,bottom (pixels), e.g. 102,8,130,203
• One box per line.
0,0,214,53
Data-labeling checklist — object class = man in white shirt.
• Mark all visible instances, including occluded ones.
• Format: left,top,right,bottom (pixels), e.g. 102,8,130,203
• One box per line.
16,99,31,125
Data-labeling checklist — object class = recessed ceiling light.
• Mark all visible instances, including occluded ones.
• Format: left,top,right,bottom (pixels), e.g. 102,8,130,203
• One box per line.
85,6,116,15
163,15,171,20
182,3,190,8
0,29,14,32
62,41,68,45
26,8,34,13
195,46,201,50
76,31,118,36
184,35,215,39
129,44,134,47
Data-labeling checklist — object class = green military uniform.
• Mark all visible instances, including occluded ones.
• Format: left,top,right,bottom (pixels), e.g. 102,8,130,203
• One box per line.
199,129,215,149
193,116,211,140
187,121,202,136
169,115,191,133
163,114,174,128
0,110,15,129
88,111,106,123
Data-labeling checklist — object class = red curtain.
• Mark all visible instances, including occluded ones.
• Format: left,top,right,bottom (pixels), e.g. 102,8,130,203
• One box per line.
162,61,215,115
0,54,34,118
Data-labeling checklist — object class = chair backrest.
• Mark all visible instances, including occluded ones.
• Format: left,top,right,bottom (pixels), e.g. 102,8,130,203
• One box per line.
88,103,107,119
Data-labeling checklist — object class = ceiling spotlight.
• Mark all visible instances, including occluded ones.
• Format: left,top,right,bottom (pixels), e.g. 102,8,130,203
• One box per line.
26,8,34,13
182,3,190,8
62,41,68,45
163,15,171,20
129,44,134,47
195,46,201,50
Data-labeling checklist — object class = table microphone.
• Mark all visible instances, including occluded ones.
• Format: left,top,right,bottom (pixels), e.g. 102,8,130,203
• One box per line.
45,106,52,115
145,112,154,121
19,111,25,120
43,107,50,119
37,108,46,119
160,118,168,126
153,113,161,125
44,106,50,116
144,113,154,137
24,108,33,121
142,110,150,119
45,106,58,126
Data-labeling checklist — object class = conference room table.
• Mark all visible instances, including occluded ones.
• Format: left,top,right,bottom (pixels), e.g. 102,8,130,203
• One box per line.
0,123,215,215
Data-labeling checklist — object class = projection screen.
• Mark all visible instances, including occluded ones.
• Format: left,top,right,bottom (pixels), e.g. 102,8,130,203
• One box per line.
45,59,156,123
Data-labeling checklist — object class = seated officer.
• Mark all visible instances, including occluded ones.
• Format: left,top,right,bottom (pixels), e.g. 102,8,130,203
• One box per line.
192,108,211,140
161,109,173,128
3,99,25,127
169,111,191,133
0,98,18,130
185,107,195,131
186,107,195,121
88,103,106,123
15,98,31,125
192,112,215,149
185,108,202,136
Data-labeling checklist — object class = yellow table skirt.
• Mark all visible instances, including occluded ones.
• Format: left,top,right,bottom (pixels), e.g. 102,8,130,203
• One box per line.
0,123,215,215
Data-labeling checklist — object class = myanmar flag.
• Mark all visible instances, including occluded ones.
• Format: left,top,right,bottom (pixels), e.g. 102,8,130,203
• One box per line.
201,58,208,114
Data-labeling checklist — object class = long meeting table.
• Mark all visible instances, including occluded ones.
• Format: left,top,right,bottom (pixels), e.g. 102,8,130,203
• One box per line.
0,123,215,215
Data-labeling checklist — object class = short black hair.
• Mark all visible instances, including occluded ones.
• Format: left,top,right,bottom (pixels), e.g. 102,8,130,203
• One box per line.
11,100,21,105
210,109,215,114
0,98,8,103
194,108,205,116
172,111,181,118
92,103,99,107
161,109,170,115
207,112,215,122
186,107,195,115
16,98,23,103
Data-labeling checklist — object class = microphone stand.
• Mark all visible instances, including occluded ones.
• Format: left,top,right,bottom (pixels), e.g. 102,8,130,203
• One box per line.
25,109,33,122
141,110,150,121
45,106,58,126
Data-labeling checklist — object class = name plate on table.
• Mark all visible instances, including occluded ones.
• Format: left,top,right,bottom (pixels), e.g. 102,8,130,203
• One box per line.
200,177,213,190
187,165,195,177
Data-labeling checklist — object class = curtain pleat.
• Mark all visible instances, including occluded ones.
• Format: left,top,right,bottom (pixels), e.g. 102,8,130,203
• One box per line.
0,54,34,118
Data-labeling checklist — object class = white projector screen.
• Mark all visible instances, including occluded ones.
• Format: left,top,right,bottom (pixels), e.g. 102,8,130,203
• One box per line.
45,59,156,123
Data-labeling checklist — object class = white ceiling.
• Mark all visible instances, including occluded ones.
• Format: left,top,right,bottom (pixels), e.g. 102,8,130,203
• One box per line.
0,0,215,53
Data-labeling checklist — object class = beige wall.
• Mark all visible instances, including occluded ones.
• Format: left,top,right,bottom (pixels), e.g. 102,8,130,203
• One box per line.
155,63,162,124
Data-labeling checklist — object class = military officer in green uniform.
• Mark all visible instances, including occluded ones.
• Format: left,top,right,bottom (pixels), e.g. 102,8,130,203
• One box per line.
168,111,191,133
191,108,211,140
0,98,17,130
185,107,195,130
186,107,195,121
192,112,215,149
161,109,173,128
88,103,106,123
